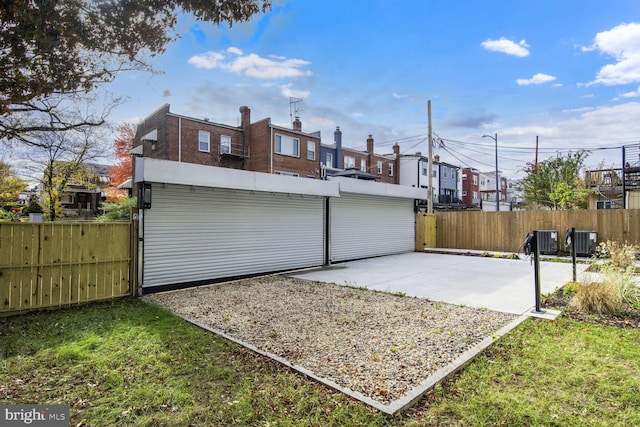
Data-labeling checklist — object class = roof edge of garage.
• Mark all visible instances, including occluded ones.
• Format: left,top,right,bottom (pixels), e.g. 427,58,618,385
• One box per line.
135,158,340,197
331,176,428,199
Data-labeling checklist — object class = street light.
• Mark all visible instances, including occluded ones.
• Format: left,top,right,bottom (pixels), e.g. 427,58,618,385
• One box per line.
482,133,499,211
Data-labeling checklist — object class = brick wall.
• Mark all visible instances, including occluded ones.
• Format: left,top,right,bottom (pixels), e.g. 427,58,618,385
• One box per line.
167,117,244,169
133,104,170,159
271,128,321,178
245,118,271,173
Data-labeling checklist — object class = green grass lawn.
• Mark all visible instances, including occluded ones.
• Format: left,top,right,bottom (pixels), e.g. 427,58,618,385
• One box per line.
1,298,639,426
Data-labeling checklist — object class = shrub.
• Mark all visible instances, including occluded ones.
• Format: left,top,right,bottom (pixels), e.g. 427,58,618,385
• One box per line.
570,276,622,315
606,266,640,309
571,265,640,314
594,240,639,269
97,197,137,221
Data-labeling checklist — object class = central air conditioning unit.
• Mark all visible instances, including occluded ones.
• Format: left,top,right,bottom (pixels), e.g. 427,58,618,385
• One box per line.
537,230,559,255
574,231,598,257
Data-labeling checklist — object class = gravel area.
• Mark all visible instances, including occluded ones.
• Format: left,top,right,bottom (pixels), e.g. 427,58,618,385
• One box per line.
145,275,518,405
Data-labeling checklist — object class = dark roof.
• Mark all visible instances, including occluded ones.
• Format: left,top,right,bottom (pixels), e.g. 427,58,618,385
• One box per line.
330,168,378,181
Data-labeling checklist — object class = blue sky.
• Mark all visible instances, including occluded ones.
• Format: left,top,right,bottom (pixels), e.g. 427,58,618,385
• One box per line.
109,0,640,179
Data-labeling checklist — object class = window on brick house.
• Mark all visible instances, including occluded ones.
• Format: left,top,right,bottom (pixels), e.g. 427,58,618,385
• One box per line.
360,159,366,172
388,163,394,176
377,161,383,174
198,131,210,152
275,134,299,157
307,141,316,160
344,155,355,168
326,153,334,168
220,135,231,154
473,175,478,185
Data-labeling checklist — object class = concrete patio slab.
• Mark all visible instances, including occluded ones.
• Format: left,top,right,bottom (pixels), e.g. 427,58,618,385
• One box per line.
290,252,587,315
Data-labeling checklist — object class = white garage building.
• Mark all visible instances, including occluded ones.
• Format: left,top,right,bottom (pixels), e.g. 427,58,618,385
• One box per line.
135,158,426,292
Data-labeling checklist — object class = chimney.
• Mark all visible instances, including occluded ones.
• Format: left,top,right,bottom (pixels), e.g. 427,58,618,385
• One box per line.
434,154,440,162
367,135,374,154
334,126,342,168
240,105,251,150
293,116,302,131
415,152,422,157
393,143,400,184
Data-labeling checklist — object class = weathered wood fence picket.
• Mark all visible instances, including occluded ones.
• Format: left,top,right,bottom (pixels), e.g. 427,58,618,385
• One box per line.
0,222,136,316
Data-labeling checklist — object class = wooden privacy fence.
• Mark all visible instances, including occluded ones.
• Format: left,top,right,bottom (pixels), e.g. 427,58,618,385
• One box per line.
0,222,135,316
429,209,640,253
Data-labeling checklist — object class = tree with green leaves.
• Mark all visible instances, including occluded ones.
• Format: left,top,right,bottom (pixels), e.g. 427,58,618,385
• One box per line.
1,0,271,145
518,151,591,210
0,160,26,204
21,124,109,220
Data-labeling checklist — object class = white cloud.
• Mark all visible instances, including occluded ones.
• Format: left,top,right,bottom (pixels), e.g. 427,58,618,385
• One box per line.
187,51,225,69
619,86,640,98
393,93,408,99
188,47,313,80
227,46,244,55
481,38,530,57
279,84,310,99
584,22,640,85
516,73,557,86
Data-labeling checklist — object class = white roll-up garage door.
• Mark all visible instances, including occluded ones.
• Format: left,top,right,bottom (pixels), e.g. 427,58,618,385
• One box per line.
329,193,415,262
142,184,325,290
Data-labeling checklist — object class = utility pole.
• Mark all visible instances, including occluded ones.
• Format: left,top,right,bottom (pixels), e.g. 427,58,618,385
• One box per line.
427,100,433,214
534,135,539,171
482,133,499,211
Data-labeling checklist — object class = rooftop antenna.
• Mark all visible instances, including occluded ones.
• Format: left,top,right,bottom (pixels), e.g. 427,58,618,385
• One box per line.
289,97,303,125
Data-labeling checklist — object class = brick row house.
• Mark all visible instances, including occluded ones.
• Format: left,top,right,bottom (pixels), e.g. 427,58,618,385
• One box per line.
133,104,321,178
320,128,400,183
133,104,399,182
460,167,481,209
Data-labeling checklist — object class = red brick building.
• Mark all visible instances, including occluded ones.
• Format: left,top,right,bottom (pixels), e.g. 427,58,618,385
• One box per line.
133,104,322,178
461,167,480,208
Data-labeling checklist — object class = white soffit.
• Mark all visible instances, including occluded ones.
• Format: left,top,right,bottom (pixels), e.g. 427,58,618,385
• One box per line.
332,176,427,199
135,158,339,197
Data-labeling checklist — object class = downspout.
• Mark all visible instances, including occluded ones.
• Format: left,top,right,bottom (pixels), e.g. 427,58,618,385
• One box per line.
324,197,330,266
270,121,273,174
178,117,182,162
